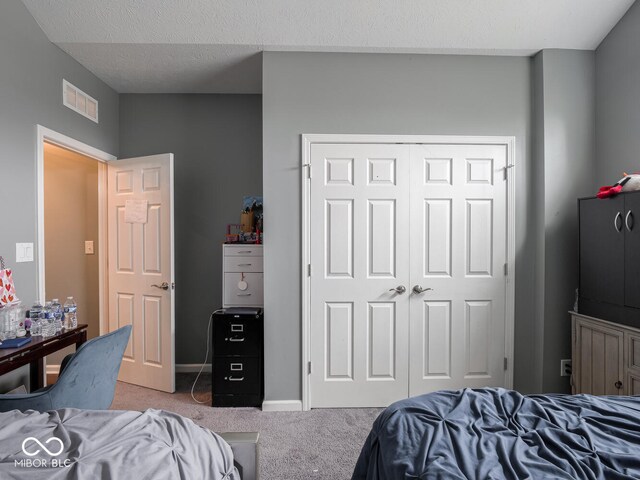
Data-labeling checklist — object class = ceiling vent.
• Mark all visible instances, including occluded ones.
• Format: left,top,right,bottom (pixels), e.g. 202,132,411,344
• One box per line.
63,79,98,123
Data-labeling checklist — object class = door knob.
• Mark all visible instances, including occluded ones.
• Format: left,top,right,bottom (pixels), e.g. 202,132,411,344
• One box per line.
413,285,433,294
615,380,623,390
151,282,169,291
389,285,406,294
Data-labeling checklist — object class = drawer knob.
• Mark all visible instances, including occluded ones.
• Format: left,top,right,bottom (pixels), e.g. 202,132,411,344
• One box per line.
615,381,623,389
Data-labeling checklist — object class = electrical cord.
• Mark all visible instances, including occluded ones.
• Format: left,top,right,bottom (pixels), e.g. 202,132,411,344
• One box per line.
191,309,225,404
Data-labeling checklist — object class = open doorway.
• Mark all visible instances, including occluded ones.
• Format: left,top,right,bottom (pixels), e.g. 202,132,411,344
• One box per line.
43,142,103,379
36,127,176,392
36,126,115,384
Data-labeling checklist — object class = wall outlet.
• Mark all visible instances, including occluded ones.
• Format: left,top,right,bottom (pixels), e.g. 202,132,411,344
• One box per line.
560,359,572,377
84,240,94,255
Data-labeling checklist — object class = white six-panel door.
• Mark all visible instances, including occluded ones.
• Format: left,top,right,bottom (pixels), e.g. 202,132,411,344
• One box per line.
309,142,510,408
409,144,507,396
107,154,175,393
309,144,411,407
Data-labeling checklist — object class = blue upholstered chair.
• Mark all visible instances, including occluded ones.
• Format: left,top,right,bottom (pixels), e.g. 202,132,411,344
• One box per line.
0,325,132,412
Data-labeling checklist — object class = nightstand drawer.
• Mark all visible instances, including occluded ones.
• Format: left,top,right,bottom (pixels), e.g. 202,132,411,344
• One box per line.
213,357,261,395
223,256,264,273
224,246,263,257
213,317,261,355
223,273,263,306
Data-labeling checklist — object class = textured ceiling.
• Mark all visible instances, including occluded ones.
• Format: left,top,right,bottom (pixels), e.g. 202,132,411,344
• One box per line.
22,0,635,93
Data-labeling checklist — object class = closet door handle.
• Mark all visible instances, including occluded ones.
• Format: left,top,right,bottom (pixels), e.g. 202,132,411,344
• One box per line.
413,285,433,294
389,285,406,294
614,212,623,232
626,210,634,231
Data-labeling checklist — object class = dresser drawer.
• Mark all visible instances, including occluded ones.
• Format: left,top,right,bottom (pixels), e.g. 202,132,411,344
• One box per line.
223,273,263,306
213,316,261,355
213,357,261,395
224,245,263,257
223,256,263,273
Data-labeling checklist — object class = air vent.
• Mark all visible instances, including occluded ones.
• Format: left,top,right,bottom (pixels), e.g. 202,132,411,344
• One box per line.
63,79,98,123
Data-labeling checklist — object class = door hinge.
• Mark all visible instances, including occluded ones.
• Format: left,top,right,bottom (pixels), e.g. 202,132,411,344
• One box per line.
307,264,312,277
304,163,312,179
504,164,514,180
308,361,312,374
504,357,508,370
504,263,508,276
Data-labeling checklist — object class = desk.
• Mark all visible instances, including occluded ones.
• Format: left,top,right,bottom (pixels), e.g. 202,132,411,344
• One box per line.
0,324,88,391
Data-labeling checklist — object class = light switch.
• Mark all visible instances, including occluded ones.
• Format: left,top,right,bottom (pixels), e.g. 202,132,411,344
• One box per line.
16,243,34,263
85,241,94,255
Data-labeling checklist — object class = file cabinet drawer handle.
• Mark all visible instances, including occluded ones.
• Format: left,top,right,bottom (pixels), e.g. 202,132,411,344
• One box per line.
226,337,245,342
237,250,252,254
237,293,252,297
237,263,252,266
226,376,245,382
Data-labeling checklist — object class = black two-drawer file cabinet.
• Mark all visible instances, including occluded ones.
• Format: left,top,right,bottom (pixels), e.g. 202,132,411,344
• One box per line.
212,308,264,407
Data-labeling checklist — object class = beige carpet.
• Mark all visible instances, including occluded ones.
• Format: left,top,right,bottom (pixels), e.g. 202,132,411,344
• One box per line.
111,374,381,480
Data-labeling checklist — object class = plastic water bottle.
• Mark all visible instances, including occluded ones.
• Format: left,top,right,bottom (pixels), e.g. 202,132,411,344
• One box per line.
51,298,63,333
64,297,77,329
29,302,43,336
42,301,54,337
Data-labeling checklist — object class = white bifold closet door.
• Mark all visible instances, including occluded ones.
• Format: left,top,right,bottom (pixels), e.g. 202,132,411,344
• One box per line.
309,144,411,408
309,143,508,408
408,144,507,396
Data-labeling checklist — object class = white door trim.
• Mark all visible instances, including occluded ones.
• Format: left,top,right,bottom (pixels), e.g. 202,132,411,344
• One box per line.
36,125,116,339
301,134,516,411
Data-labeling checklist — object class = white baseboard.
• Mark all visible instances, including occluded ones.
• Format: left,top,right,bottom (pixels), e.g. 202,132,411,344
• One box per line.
50,364,212,375
176,363,212,373
261,400,303,412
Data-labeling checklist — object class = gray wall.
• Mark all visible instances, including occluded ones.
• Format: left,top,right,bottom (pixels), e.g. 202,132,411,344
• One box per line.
119,94,262,364
263,51,536,401
533,50,597,393
531,52,546,393
0,0,119,390
596,0,640,182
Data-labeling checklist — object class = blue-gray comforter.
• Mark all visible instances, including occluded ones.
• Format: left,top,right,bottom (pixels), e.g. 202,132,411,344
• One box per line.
352,388,640,479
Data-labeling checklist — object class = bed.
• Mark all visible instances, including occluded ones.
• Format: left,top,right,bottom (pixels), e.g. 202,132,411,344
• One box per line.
352,388,640,480
0,408,241,479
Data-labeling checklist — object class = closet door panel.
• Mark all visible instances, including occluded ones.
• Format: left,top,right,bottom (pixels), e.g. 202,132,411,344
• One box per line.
579,197,624,306
624,193,640,308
